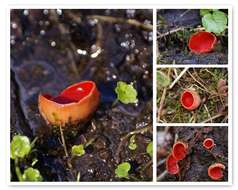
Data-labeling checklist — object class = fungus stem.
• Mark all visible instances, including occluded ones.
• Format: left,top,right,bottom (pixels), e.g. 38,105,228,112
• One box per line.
59,125,69,157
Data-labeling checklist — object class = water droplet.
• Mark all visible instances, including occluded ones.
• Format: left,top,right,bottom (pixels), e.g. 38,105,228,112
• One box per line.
56,9,62,15
76,49,87,55
50,41,56,47
11,22,17,29
40,30,46,35
126,9,136,18
112,74,117,79
23,9,29,16
10,39,15,45
43,9,49,15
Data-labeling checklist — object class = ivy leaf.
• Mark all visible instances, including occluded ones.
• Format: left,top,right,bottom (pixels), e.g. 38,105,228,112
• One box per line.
115,162,131,179
128,135,137,150
115,81,138,104
10,135,31,159
157,71,170,87
71,144,85,156
22,167,43,182
146,142,153,157
202,10,227,34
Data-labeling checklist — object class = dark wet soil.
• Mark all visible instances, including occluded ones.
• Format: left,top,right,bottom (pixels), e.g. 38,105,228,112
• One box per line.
10,9,153,181
157,126,228,181
157,9,228,65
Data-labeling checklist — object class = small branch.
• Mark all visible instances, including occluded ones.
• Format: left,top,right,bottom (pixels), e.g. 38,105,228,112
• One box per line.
88,15,153,31
157,170,168,181
157,88,167,122
169,67,189,89
201,113,225,123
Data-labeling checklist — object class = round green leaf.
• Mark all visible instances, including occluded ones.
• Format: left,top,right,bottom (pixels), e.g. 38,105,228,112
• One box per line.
22,167,43,182
202,10,227,34
71,144,85,156
10,135,31,159
115,81,138,104
115,162,131,179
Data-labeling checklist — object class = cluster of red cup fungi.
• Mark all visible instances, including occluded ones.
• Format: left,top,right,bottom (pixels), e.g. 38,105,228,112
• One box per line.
188,31,217,54
166,138,225,181
38,81,100,126
166,141,188,175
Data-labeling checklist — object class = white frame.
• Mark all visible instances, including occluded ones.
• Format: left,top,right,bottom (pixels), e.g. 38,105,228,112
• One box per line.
6,5,232,186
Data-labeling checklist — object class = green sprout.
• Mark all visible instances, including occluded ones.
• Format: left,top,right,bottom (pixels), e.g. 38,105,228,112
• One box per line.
11,135,31,159
146,142,153,157
200,9,228,35
128,135,137,150
115,81,138,104
22,167,43,182
71,144,85,157
10,135,42,182
115,162,131,179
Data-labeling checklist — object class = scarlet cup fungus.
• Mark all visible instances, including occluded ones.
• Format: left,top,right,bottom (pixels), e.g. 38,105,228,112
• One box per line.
180,89,201,111
203,138,215,150
188,31,217,54
208,163,225,181
166,154,179,175
38,81,100,126
172,141,188,161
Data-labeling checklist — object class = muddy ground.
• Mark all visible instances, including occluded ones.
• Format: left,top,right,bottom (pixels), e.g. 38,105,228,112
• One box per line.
10,9,153,181
157,126,228,181
157,9,228,65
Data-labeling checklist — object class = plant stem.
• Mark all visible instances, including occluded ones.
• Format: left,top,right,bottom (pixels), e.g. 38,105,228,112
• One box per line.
59,125,69,157
14,158,23,181
112,99,119,107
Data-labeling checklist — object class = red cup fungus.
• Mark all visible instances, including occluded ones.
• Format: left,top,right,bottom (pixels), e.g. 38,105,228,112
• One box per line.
188,31,217,54
203,138,215,150
180,89,201,111
38,81,100,126
172,141,188,161
208,163,225,181
166,154,179,175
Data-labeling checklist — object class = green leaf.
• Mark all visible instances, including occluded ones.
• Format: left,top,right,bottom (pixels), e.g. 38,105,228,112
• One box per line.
115,162,131,179
157,71,170,87
22,167,43,182
115,81,138,104
71,144,85,156
146,142,153,157
200,9,212,16
128,135,137,150
10,135,31,159
202,10,228,34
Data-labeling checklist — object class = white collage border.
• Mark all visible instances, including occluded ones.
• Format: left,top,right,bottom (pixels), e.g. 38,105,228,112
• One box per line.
6,5,232,186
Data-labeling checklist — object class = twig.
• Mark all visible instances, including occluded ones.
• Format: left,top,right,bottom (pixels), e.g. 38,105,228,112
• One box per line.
204,104,213,123
157,88,167,122
88,15,153,31
169,67,189,89
157,26,205,39
157,170,168,181
201,113,225,123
